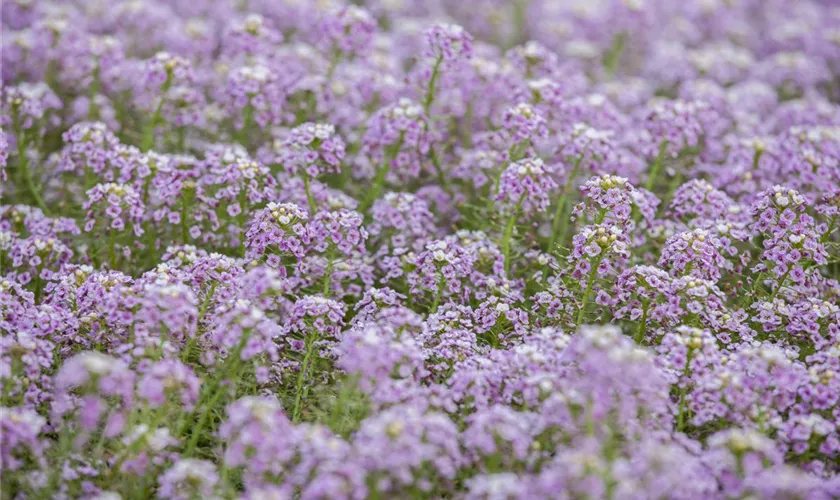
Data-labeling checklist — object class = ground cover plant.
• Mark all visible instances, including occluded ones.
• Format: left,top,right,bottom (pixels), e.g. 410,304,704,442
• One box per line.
2,0,840,498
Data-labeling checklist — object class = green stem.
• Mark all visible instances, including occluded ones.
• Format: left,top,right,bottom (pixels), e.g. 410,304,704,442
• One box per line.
501,196,525,276
423,56,443,115
140,76,172,152
328,376,355,434
146,225,157,269
634,301,649,344
676,350,694,432
141,110,161,152
661,165,685,215
43,423,73,498
548,155,583,255
182,282,218,363
576,253,605,326
219,464,231,497
238,189,248,257
322,255,334,297
292,330,320,423
430,272,446,313
183,380,230,457
3,357,21,406
88,65,100,120
676,392,687,432
511,0,527,47
180,187,193,244
303,173,318,214
177,126,186,153
33,264,44,303
91,407,114,460
603,32,627,78
769,266,793,301
744,271,765,309
84,166,96,193
462,100,474,147
109,229,117,270
485,168,504,213
429,145,451,194
751,148,764,171
644,140,668,192
359,138,402,213
183,338,246,456
326,49,341,82
237,103,254,148
486,141,528,214
199,282,218,318
365,159,390,210
156,325,169,360
13,109,49,213
595,208,607,225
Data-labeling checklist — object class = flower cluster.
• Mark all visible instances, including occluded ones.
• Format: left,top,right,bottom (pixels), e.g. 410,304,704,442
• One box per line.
570,224,631,272
3,1,840,498
318,6,377,58
221,13,282,60
501,102,548,144
307,209,368,257
275,122,345,178
573,174,636,224
82,183,145,236
658,228,729,281
222,64,284,131
369,192,438,254
495,157,557,214
2,83,61,132
57,121,122,180
424,24,473,64
360,98,430,182
245,202,309,263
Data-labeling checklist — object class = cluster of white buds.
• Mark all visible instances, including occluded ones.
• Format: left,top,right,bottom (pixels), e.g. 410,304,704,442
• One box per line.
770,185,805,208
266,202,307,227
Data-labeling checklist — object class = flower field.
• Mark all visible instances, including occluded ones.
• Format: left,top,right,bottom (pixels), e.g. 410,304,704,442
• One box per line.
2,1,840,498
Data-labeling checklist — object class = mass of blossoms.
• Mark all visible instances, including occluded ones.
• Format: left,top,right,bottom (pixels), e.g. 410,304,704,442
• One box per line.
2,0,840,498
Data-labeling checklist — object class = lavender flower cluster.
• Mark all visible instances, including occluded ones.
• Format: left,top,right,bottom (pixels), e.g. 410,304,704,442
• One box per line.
3,1,840,498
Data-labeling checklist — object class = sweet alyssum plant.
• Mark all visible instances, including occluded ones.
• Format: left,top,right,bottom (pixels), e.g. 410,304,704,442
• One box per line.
2,1,840,499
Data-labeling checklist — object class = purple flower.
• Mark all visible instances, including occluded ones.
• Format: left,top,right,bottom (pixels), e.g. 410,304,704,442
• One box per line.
369,192,438,254
424,24,473,64
306,209,368,257
501,103,548,144
222,64,284,130
658,228,729,282
360,98,431,182
138,359,200,411
274,122,346,178
220,14,283,58
638,99,706,158
2,83,62,132
157,459,219,500
317,6,377,57
3,3,840,496
572,174,636,225
0,407,46,470
83,183,145,237
58,122,122,180
569,224,630,284
246,202,310,262
495,157,558,214
352,404,464,493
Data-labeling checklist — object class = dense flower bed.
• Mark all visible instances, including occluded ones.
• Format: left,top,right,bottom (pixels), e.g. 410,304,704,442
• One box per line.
2,1,840,498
